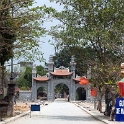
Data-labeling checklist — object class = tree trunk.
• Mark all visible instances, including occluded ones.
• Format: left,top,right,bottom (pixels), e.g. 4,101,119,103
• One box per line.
104,88,112,116
97,93,103,113
1,65,5,98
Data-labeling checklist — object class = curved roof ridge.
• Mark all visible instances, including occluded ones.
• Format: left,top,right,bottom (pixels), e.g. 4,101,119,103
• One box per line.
33,76,50,82
54,66,69,70
50,68,73,76
37,75,47,77
73,76,89,83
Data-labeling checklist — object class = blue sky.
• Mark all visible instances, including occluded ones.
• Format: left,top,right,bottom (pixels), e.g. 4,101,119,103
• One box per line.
33,0,63,65
6,0,63,71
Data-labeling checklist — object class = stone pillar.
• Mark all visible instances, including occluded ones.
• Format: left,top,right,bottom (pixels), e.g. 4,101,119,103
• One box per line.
48,78,54,102
47,55,54,102
7,83,16,117
70,56,76,102
47,55,54,73
51,78,54,101
87,86,91,100
47,81,51,101
32,66,37,101
70,80,76,101
70,55,76,78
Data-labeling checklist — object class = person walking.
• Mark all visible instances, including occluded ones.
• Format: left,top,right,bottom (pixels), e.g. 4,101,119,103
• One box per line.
14,95,16,104
109,107,116,121
67,94,69,102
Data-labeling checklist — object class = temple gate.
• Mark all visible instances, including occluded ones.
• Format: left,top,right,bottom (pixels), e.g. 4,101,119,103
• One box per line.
32,55,91,102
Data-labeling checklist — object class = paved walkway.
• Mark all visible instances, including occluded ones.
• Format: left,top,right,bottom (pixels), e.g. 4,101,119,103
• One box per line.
1,99,104,124
74,100,124,124
0,99,124,124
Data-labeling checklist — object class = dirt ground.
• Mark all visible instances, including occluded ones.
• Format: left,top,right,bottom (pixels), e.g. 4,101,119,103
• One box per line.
13,100,45,116
14,102,31,116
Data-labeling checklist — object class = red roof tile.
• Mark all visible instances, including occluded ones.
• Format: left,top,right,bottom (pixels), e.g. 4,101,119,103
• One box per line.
33,77,50,81
73,77,80,82
50,69,73,76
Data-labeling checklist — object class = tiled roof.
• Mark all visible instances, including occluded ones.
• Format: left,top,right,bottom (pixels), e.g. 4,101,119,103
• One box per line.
73,77,80,82
33,76,50,81
50,69,73,76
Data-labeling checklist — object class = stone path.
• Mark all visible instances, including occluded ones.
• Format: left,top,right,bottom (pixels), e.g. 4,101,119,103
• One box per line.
1,99,124,124
6,99,105,124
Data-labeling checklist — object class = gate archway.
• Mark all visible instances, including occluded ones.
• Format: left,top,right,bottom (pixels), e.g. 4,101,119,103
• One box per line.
54,83,69,99
37,86,47,100
76,87,86,100
32,56,91,102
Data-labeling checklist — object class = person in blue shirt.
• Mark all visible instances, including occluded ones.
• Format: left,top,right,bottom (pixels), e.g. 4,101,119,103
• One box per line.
14,95,16,104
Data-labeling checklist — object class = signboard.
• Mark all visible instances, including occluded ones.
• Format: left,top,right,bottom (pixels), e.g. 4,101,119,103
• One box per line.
30,104,40,118
116,98,124,121
31,105,40,111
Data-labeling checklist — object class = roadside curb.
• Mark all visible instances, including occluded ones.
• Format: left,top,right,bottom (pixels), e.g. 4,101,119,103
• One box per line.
0,104,45,124
74,103,114,124
0,111,30,124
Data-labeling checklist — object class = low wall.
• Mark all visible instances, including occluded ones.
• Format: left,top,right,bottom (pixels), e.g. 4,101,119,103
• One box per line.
19,90,32,101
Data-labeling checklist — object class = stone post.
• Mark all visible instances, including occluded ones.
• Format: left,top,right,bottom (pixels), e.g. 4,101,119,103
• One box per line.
70,56,76,101
7,83,16,117
47,55,54,73
47,55,54,102
70,55,76,78
31,65,37,101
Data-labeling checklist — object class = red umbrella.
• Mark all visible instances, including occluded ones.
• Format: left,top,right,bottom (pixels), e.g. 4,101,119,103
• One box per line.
79,77,89,85
91,88,97,97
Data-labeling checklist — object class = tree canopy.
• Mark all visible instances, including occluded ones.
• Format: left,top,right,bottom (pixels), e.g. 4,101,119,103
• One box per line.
49,0,124,83
0,0,56,65
17,65,46,90
48,0,124,112
36,65,46,76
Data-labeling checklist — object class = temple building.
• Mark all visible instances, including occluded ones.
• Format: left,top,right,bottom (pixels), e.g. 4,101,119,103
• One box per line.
32,55,91,102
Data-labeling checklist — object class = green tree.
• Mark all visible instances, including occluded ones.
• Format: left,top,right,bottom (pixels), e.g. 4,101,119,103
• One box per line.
0,0,55,95
36,65,46,76
17,65,47,89
23,66,32,88
17,74,29,90
0,0,56,62
49,0,124,113
0,0,16,94
53,45,96,76
17,66,32,90
55,84,69,95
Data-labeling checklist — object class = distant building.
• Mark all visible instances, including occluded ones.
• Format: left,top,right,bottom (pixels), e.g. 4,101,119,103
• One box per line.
20,62,33,73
